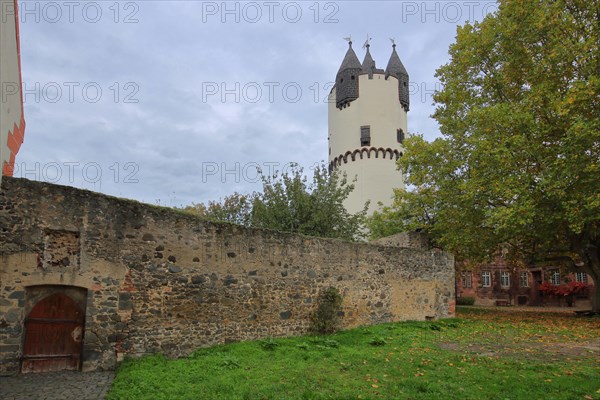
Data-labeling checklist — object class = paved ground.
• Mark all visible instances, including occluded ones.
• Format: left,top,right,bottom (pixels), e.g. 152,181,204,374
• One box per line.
0,371,114,400
469,304,593,313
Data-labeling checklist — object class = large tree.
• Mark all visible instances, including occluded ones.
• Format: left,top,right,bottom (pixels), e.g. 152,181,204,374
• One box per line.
186,163,367,241
370,0,600,311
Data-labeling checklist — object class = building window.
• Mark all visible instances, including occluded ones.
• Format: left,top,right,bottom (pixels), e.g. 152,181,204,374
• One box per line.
520,272,529,287
550,270,561,285
461,272,466,288
575,272,587,284
466,271,472,288
397,129,405,144
501,272,510,287
481,271,491,287
360,126,371,147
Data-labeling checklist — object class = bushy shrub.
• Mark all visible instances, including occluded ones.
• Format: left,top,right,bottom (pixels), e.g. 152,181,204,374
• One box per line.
368,336,387,346
219,356,241,370
539,281,588,297
259,338,279,351
457,296,475,306
296,342,310,350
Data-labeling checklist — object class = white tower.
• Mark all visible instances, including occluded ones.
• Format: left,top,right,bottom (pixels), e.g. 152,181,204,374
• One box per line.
328,39,409,215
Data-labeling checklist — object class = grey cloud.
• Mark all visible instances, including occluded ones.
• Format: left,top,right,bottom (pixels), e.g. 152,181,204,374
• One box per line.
15,1,495,206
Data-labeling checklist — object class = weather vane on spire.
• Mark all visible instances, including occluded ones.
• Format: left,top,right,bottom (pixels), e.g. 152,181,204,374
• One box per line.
390,38,396,47
343,35,352,44
363,34,372,49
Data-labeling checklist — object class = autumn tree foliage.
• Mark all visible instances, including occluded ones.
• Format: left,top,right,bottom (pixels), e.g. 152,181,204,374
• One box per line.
539,282,588,298
369,0,600,311
186,163,367,241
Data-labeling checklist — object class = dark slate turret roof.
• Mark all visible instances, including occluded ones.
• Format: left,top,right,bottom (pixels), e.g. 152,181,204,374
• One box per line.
337,41,362,73
385,44,408,78
361,44,376,74
386,43,410,112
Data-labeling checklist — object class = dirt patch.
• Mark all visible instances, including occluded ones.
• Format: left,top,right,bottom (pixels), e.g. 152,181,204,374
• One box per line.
440,340,600,361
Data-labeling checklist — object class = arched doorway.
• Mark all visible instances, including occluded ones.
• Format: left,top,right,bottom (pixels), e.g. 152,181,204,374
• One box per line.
22,292,85,373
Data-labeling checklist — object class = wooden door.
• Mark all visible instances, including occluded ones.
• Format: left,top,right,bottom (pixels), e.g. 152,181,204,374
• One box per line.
21,293,85,373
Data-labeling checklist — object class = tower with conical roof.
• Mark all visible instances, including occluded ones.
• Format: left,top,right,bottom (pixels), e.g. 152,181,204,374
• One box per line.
334,40,362,109
328,39,409,215
386,43,410,112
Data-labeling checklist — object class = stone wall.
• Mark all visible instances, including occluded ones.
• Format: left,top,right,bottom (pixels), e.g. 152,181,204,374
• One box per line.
0,177,454,375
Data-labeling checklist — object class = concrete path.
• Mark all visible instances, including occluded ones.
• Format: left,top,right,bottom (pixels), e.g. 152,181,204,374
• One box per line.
0,371,114,400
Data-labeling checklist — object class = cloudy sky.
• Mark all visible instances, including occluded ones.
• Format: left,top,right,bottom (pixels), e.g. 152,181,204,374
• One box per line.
12,0,498,207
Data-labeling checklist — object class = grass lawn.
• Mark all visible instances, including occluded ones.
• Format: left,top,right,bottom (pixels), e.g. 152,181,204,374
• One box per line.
107,307,599,399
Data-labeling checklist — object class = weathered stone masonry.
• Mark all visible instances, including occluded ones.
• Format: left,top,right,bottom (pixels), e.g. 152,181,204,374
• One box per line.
0,177,454,375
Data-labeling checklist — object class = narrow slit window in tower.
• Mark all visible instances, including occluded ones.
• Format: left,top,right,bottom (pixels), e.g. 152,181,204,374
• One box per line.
361,126,371,147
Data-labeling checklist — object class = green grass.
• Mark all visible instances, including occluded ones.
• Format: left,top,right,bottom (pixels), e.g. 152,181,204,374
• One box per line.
107,307,600,399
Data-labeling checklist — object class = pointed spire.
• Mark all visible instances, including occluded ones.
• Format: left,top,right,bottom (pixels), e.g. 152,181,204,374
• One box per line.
361,43,376,74
337,40,362,73
385,43,408,78
386,42,410,112
335,39,362,109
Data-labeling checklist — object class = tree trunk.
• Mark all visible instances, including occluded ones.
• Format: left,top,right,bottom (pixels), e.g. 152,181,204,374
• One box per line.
592,283,600,314
585,263,599,313
572,233,599,313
